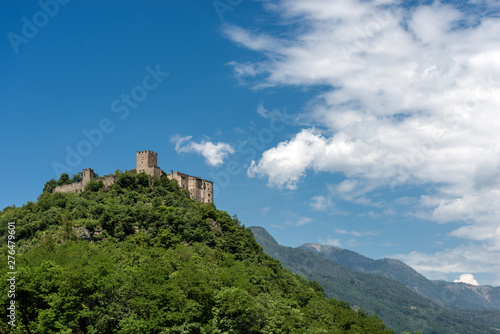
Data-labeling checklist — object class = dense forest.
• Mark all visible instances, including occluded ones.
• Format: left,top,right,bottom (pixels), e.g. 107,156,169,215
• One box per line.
1,171,397,333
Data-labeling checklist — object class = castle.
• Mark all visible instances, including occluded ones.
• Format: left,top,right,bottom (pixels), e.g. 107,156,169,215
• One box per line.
52,150,214,204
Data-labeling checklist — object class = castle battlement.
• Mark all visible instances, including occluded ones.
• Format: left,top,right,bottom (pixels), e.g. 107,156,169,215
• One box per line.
52,151,214,203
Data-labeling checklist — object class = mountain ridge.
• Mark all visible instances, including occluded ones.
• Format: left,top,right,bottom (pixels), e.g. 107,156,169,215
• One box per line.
250,226,500,334
298,242,500,310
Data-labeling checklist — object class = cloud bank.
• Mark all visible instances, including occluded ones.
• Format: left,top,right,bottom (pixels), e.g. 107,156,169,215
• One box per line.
225,0,500,284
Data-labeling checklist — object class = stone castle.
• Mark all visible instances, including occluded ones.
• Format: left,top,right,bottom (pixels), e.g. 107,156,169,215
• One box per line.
53,150,214,204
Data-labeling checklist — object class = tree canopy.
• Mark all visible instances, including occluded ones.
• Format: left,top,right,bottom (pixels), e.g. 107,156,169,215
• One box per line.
1,171,394,333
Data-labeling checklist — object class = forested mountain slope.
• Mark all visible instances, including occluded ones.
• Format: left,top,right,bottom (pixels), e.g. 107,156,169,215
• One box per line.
250,226,500,334
0,171,393,333
299,243,500,311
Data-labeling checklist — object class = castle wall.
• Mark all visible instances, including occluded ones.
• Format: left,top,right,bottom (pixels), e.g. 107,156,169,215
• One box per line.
168,171,189,189
188,178,200,202
53,168,116,194
167,171,214,204
153,166,162,178
100,175,117,187
201,180,213,204
53,182,85,193
52,151,214,203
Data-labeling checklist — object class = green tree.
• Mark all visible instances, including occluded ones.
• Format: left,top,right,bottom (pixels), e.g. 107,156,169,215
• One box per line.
57,173,72,186
62,211,76,241
39,233,56,252
116,173,137,190
84,180,104,192
153,228,182,248
137,171,150,187
43,179,58,193
71,172,83,183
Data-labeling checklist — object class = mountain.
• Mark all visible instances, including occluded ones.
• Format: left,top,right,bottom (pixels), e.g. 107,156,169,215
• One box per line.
0,171,394,333
250,226,500,334
299,243,500,311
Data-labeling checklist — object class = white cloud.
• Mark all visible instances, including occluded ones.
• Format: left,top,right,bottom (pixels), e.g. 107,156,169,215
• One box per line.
256,103,277,119
222,24,283,53
256,103,294,124
271,224,285,230
248,128,331,189
171,135,235,167
284,211,313,226
309,195,331,211
286,216,313,226
454,274,479,286
260,206,270,215
335,229,380,237
233,127,245,134
226,0,500,284
394,243,500,285
309,192,353,215
320,237,342,247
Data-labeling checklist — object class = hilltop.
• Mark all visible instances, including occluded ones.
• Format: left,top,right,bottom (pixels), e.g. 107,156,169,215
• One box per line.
0,171,393,333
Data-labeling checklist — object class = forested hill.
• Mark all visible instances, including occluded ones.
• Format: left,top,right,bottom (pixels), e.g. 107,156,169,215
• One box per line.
0,171,394,333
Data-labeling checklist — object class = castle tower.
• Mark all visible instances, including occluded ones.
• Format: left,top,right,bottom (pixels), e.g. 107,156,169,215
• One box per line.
82,168,95,184
136,150,162,178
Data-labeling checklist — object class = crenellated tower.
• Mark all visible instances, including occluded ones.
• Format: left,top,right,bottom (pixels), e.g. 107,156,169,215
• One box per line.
136,150,162,179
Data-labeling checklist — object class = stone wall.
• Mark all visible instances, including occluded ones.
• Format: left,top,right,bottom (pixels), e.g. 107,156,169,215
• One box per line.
53,182,85,193
53,168,116,194
52,151,214,203
99,175,116,187
167,171,214,204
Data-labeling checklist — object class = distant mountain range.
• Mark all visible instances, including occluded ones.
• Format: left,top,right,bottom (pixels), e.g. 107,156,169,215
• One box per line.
298,242,500,311
250,226,500,334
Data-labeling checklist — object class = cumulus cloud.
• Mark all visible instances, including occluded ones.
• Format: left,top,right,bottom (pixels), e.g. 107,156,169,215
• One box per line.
171,135,235,167
454,274,479,286
226,0,500,283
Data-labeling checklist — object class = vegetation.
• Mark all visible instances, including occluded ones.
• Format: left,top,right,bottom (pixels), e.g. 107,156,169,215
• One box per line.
250,226,500,334
0,171,393,333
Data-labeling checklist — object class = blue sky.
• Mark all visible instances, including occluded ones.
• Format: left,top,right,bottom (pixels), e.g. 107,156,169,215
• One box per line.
1,0,500,286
